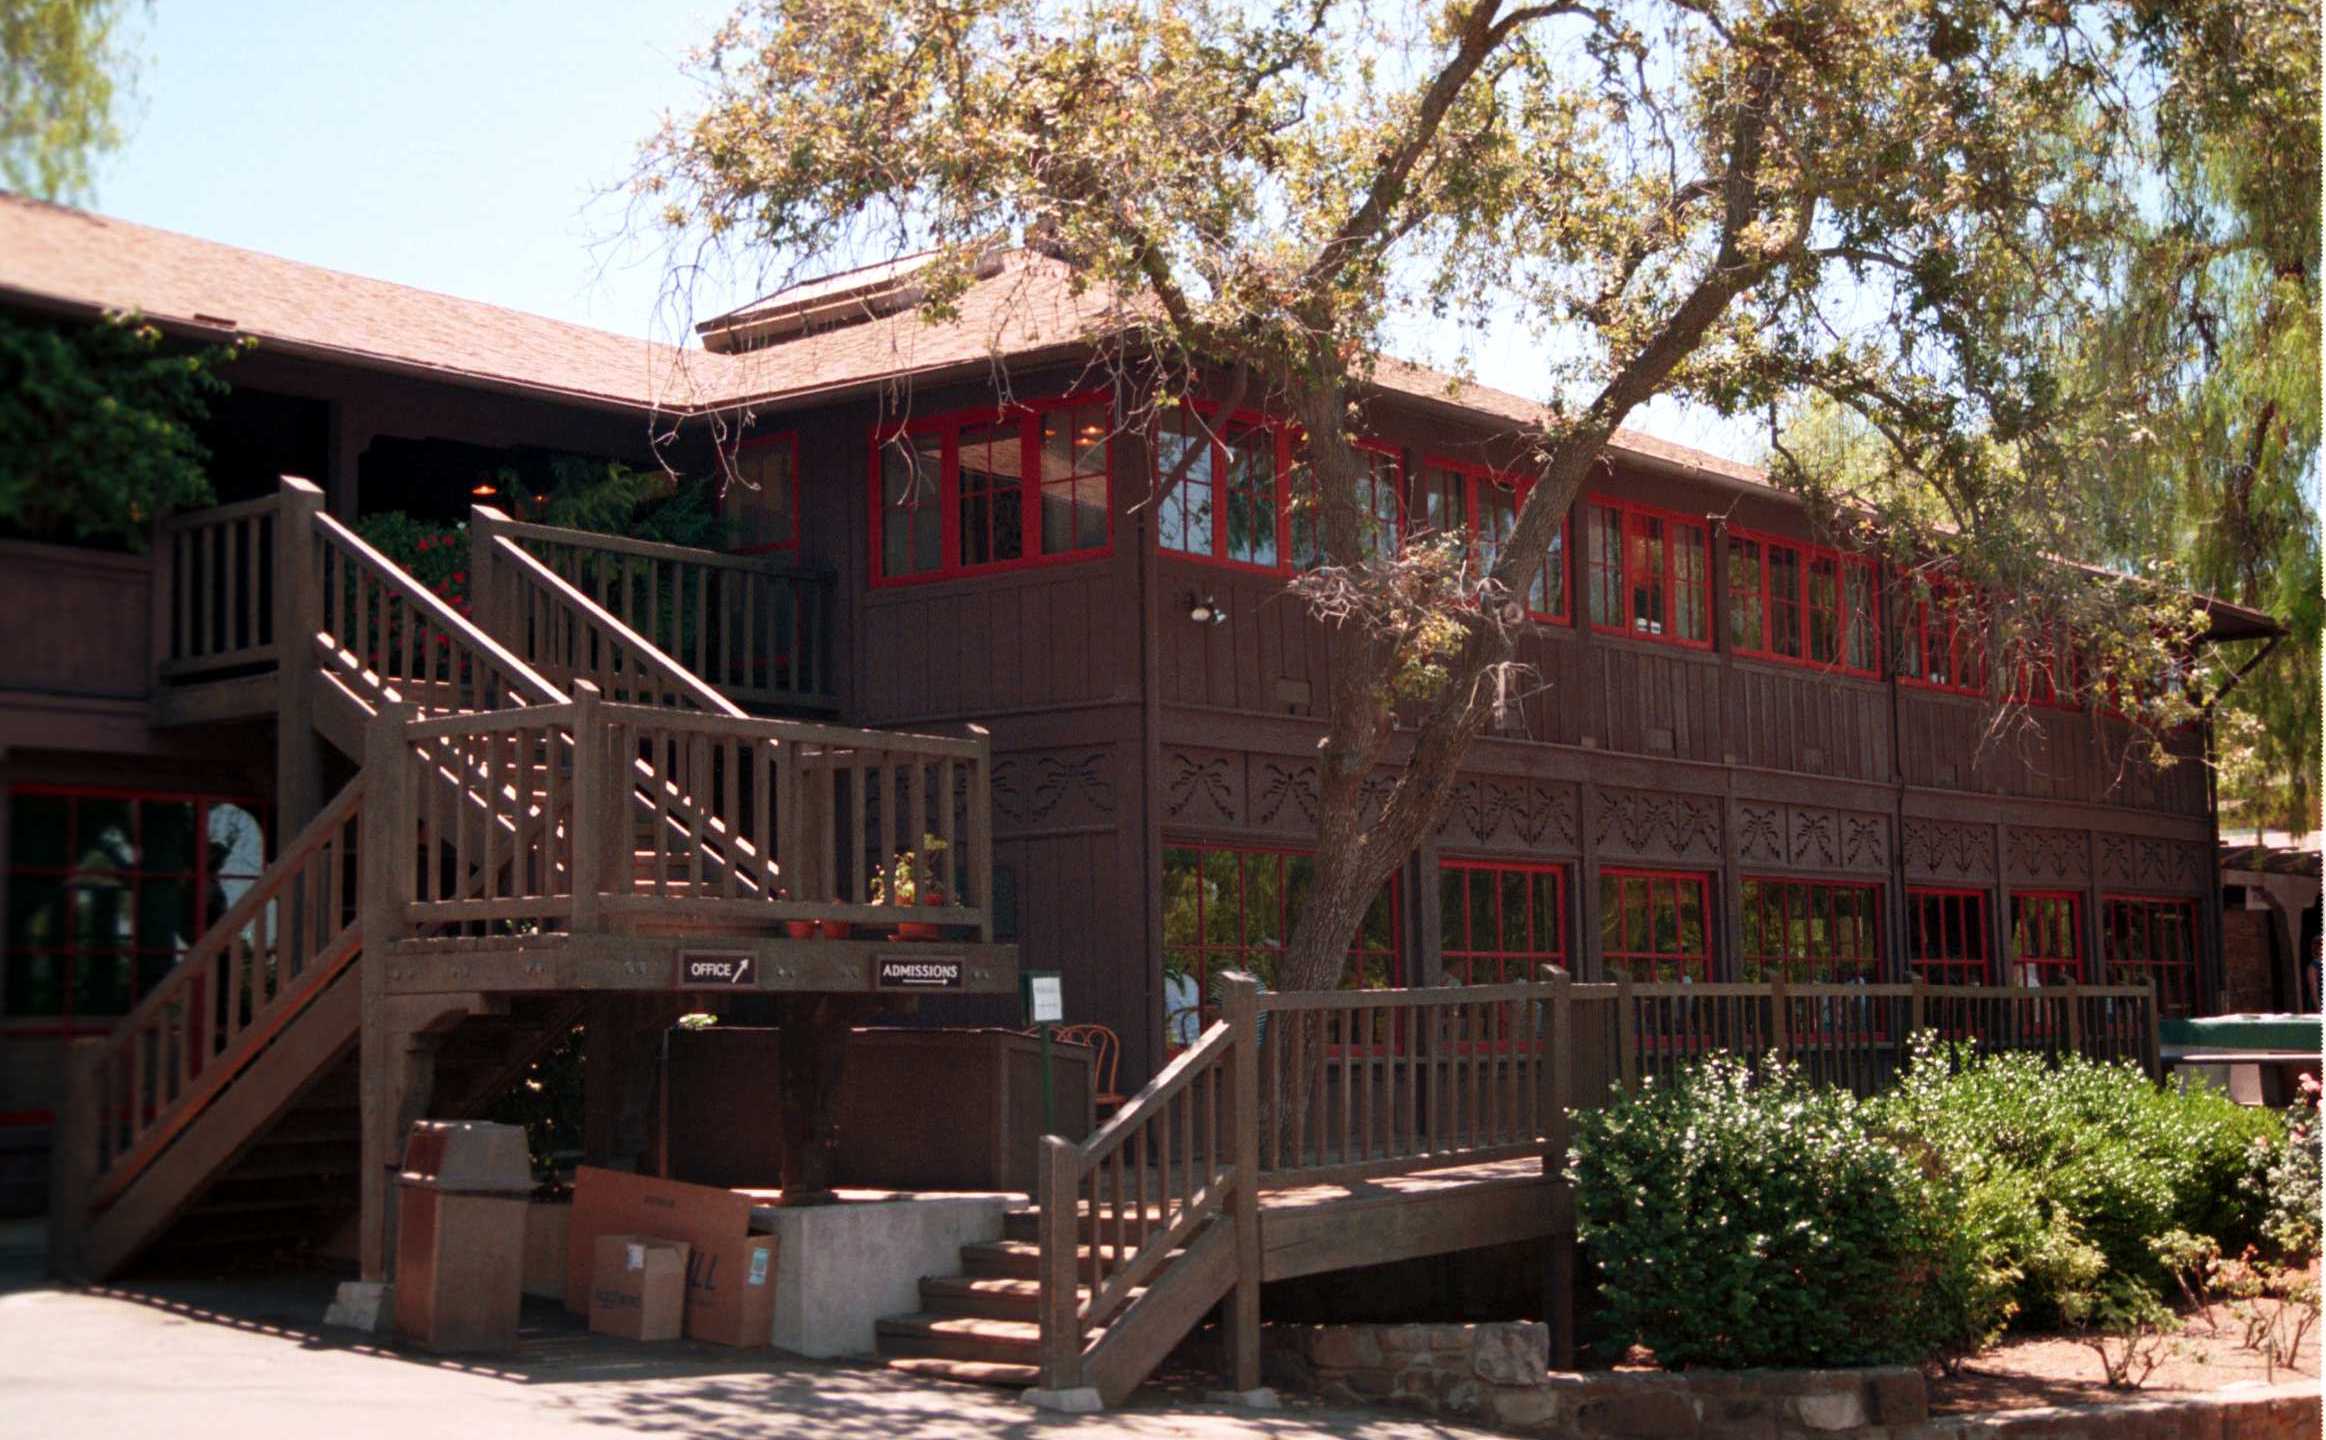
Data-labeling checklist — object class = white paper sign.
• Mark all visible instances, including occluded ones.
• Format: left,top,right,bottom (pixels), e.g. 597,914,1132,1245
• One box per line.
1028,975,1064,1025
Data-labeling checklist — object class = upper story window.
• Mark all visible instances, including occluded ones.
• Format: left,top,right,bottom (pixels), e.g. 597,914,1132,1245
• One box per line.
721,431,799,552
1897,576,1991,696
1415,459,1569,621
1583,500,1710,647
1727,530,1879,676
870,397,1112,585
1291,443,1403,568
1157,407,1289,571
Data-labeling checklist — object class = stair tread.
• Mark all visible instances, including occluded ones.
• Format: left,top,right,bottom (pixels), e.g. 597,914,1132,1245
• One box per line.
881,1357,1038,1388
877,1312,1042,1341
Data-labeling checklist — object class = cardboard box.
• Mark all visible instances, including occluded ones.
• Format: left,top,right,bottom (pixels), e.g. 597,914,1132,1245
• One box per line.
589,1234,688,1342
567,1167,778,1348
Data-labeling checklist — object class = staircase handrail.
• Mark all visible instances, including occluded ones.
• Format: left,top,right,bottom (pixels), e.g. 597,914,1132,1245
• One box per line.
90,778,368,1204
310,509,567,710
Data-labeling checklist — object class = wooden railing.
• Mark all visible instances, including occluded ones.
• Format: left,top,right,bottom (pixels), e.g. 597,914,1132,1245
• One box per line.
380,695,995,939
480,514,837,712
1032,972,2160,1394
155,487,312,681
313,509,566,714
89,779,365,1204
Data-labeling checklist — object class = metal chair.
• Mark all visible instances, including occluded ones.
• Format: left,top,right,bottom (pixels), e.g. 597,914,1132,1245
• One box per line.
1051,1022,1127,1119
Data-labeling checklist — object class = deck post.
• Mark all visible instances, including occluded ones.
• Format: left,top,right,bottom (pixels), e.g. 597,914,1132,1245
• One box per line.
568,681,604,931
468,504,511,649
1767,970,1790,1065
46,1038,105,1281
275,477,328,834
2064,982,2085,1060
2142,979,2162,1081
968,724,995,940
1035,1135,1083,1390
1221,972,1264,1394
1541,966,1577,1369
1615,974,1638,1094
357,701,411,1282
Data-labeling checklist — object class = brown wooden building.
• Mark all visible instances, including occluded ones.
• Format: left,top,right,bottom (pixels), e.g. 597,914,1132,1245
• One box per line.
0,196,2277,1231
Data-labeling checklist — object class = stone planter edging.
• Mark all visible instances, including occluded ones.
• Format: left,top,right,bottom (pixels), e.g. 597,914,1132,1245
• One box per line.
1262,1322,2321,1440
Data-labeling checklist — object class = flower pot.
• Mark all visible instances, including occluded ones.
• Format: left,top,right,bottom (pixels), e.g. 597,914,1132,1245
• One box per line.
782,919,818,940
893,921,941,941
817,919,852,940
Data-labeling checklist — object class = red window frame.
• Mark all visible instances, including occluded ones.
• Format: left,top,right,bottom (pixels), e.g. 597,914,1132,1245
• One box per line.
1292,438,1405,567
1154,404,1294,574
2005,620,2082,710
718,429,802,554
1439,859,1566,1053
2007,891,2084,987
1907,887,1992,986
1737,877,1882,984
6,785,270,1034
1598,868,1714,980
867,394,1115,586
1582,498,1712,648
1896,575,1991,696
1160,841,1401,1053
1415,457,1571,622
2101,894,2202,1018
1726,528,1881,677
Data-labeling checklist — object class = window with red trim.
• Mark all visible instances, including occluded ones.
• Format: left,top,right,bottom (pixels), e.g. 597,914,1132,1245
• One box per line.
2101,895,2201,1017
1294,443,1403,566
1583,501,1709,646
1897,578,1990,695
1160,842,1400,1051
1908,888,1991,985
1157,407,1290,570
721,431,800,552
1727,531,1879,676
2008,891,2083,986
870,399,1112,583
1439,861,1567,984
1738,877,1881,983
6,788,269,1029
2006,621,2079,709
1598,869,1713,980
1416,460,1569,620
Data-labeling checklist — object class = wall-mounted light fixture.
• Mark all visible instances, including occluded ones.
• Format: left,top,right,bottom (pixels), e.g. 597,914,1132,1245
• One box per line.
471,481,499,497
1187,593,1228,626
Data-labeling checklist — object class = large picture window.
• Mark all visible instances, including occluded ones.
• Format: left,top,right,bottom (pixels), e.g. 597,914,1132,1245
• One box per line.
1598,869,1712,980
1727,530,1879,676
1292,442,1403,567
720,431,799,552
1439,860,1567,984
1897,577,1990,696
1157,408,1290,570
2008,891,2083,987
1908,887,1991,985
1738,877,1881,983
2101,895,2201,1017
1583,500,1709,647
6,788,268,1029
1160,843,1399,1050
1416,459,1568,621
870,398,1113,584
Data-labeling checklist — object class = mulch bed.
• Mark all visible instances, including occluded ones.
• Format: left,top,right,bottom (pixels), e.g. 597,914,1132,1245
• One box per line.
1929,1307,2317,1414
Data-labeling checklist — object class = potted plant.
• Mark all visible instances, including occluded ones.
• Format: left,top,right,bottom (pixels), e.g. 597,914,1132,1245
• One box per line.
776,888,819,941
870,833,950,940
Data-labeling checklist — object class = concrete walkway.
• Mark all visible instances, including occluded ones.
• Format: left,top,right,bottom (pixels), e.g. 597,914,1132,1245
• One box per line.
0,1270,1499,1440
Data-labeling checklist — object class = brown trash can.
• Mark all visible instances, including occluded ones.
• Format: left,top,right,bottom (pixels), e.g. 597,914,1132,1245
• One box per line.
392,1120,533,1353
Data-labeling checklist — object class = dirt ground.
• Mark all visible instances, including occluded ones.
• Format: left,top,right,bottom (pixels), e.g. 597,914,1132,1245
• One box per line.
1929,1303,2319,1414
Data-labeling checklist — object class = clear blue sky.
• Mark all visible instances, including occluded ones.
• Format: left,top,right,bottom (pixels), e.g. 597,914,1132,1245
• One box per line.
90,0,1760,462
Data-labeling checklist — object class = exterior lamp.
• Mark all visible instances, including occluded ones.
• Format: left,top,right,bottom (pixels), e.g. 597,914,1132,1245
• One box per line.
1187,594,1227,626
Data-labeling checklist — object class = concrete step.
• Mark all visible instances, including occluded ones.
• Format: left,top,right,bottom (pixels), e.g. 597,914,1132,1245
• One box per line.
880,1356,1040,1389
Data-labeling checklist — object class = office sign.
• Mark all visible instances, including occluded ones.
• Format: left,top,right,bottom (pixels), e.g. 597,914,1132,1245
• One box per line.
874,954,965,991
675,950,757,988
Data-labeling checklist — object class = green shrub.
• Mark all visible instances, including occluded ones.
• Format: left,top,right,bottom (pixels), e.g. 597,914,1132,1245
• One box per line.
1879,1040,2282,1323
1570,1055,1959,1369
2253,1082,2321,1262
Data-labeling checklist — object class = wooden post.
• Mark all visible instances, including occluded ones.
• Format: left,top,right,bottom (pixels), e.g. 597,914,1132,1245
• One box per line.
2142,978,2162,1082
1221,971,1263,1394
569,681,603,931
47,1038,105,1281
968,724,995,940
1767,970,1790,1064
357,700,412,1282
1615,973,1638,1094
2064,982,2085,1059
468,504,510,650
276,478,328,834
1542,965,1576,1369
1036,1135,1083,1390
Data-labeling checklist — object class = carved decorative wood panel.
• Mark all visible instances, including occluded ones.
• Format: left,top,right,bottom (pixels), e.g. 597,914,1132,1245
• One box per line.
1902,818,1994,883
2096,834,2210,895
1736,802,1888,874
1592,788,1722,864
991,748,1119,832
1434,778,1582,856
2004,825,2089,885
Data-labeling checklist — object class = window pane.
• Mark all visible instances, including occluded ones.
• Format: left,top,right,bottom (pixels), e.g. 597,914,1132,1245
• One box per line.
9,792,70,868
1156,413,1213,556
1842,563,1876,670
145,800,199,874
1537,522,1566,617
73,950,134,1017
1808,556,1840,663
957,420,1025,566
1586,506,1623,627
1768,546,1802,657
724,440,796,550
1628,517,1665,635
1162,848,1203,946
1417,466,1467,537
5,952,64,1016
881,434,944,576
1672,524,1707,641
1038,405,1110,556
77,798,135,872
1223,424,1278,567
1727,538,1763,651
7,874,64,950
1359,450,1401,559
1244,853,1286,947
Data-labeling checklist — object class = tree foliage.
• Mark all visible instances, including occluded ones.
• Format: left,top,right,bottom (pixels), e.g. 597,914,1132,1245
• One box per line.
1,0,143,201
0,311,242,549
639,0,2314,988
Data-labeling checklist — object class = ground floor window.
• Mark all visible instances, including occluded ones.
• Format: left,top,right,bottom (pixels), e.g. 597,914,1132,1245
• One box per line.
1737,877,1881,983
2101,894,2201,1017
1907,887,1992,985
1438,860,1567,984
1160,842,1399,1050
2008,891,2083,986
1598,869,1712,981
5,788,268,1030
